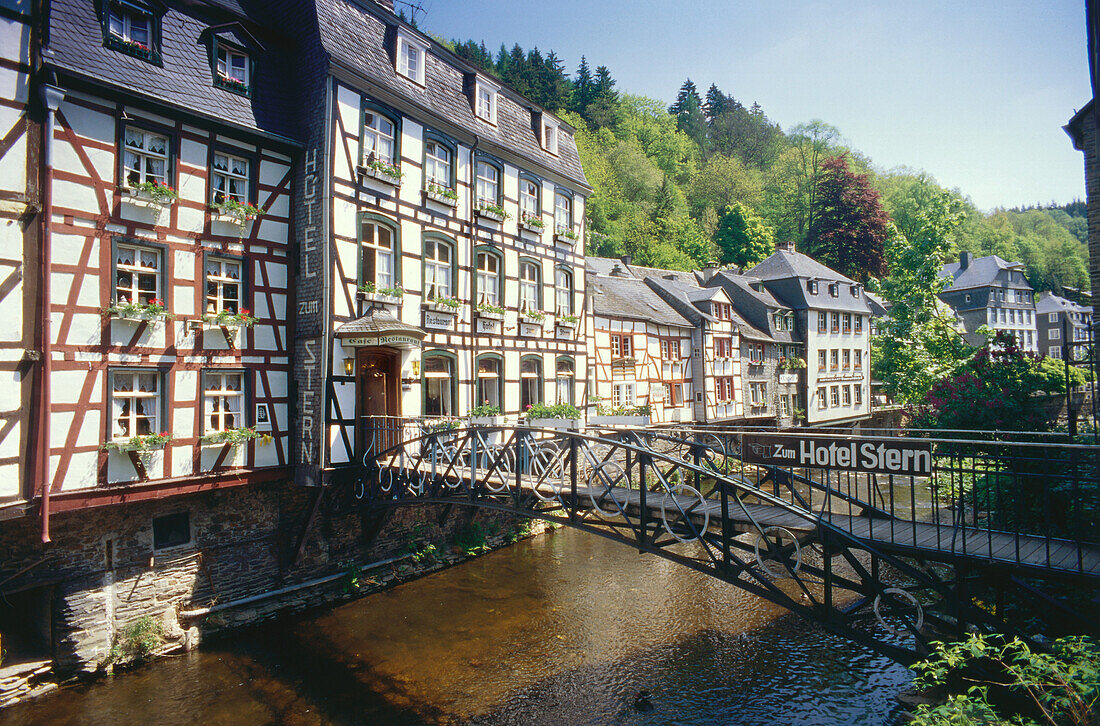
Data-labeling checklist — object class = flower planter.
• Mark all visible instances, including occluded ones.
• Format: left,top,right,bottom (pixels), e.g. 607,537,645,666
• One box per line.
520,314,545,326
109,311,170,324
357,164,402,187
106,441,166,453
211,211,250,227
360,291,403,307
588,415,651,427
524,418,579,430
554,231,579,245
555,317,579,329
475,206,507,223
469,416,506,427
120,187,175,209
422,301,461,315
519,217,545,234
423,188,458,208
476,309,504,321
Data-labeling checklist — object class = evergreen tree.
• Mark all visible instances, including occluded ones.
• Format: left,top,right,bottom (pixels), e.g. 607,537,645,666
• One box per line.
704,83,732,120
494,43,509,77
804,155,891,281
571,56,595,119
669,79,708,155
542,51,570,111
586,65,619,128
713,202,775,268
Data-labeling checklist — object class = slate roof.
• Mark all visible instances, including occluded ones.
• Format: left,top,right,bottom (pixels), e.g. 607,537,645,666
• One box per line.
314,0,590,191
940,255,1032,292
334,309,426,338
1036,293,1093,316
43,0,300,142
745,249,856,284
586,257,635,278
713,272,788,310
644,277,723,325
589,276,692,328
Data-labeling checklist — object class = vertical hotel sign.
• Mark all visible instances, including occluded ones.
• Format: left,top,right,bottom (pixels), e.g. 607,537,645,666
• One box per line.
294,145,325,486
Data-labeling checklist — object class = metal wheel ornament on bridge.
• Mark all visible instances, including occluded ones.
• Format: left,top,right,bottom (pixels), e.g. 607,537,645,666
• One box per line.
873,588,924,636
530,446,566,502
752,526,802,578
588,460,630,519
659,483,709,542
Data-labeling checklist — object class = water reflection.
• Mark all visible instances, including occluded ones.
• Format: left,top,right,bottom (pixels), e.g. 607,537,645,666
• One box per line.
5,528,911,725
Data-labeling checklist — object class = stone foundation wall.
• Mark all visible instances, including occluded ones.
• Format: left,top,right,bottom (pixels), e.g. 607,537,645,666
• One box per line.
0,481,543,706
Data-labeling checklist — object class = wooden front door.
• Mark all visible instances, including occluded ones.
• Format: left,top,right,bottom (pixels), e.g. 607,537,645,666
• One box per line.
358,349,400,458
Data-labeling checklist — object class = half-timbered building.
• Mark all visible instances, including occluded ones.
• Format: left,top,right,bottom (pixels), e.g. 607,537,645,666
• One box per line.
283,0,591,481
586,260,694,425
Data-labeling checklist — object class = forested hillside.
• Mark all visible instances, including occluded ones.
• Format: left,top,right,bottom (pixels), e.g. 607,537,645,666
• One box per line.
447,39,1090,293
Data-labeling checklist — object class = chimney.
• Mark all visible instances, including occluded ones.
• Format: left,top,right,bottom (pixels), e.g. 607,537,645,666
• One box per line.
620,255,632,266
698,266,718,284
960,252,973,270
610,264,629,278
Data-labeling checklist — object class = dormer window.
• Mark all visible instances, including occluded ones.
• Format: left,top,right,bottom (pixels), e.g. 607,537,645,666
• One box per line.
850,284,859,297
543,121,558,155
475,78,498,124
829,283,839,298
396,30,428,86
215,43,250,95
807,280,819,295
104,1,158,62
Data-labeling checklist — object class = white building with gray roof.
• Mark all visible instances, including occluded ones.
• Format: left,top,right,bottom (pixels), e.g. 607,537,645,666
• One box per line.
938,253,1038,352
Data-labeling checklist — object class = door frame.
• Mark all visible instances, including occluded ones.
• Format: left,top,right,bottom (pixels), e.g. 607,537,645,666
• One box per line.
356,347,401,457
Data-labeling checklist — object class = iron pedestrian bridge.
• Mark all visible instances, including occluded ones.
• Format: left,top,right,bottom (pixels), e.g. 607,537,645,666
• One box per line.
330,420,1100,664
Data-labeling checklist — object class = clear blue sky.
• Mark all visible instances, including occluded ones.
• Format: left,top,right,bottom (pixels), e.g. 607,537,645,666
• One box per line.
417,0,1090,212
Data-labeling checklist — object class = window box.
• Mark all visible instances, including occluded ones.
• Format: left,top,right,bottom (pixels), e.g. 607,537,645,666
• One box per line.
107,36,156,62
469,415,505,427
554,228,579,245
525,418,579,430
523,403,580,429
200,309,256,329
588,415,650,427
476,303,505,321
103,432,171,454
520,310,546,325
357,161,403,187
475,203,509,223
423,297,462,315
210,199,263,225
104,300,172,324
120,182,177,208
201,426,265,448
214,75,250,96
423,184,458,208
556,314,579,329
519,214,546,233
358,285,404,308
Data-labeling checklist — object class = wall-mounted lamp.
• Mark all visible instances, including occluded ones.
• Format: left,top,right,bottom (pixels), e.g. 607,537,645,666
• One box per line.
343,357,355,376
411,360,420,376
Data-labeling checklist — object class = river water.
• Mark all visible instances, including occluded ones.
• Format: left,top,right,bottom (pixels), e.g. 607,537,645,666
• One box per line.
5,528,912,725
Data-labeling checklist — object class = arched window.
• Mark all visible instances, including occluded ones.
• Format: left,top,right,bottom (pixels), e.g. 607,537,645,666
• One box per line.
476,354,503,410
554,190,572,233
519,175,540,221
422,351,456,416
424,136,453,189
555,266,573,316
519,259,541,312
555,356,574,406
423,235,454,301
359,215,398,290
475,158,502,207
475,247,502,306
521,355,543,410
361,105,399,166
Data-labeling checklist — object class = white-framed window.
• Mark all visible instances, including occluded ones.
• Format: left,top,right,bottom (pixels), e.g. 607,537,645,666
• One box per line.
216,45,249,86
854,349,863,369
360,219,395,291
611,334,633,359
423,354,455,416
612,382,636,409
830,349,839,369
396,31,428,85
1026,310,1032,324
211,151,249,204
475,79,498,123
831,386,840,407
424,140,451,188
555,267,573,316
829,283,839,297
520,260,540,311
1050,346,1062,359
1050,327,1061,340
122,127,169,187
554,191,572,233
842,349,851,369
750,382,767,406
362,110,396,166
817,312,827,332
1049,312,1058,323
817,387,827,409
475,161,500,207
854,316,863,334
854,385,863,406
476,250,500,306
842,385,851,406
476,356,502,410
780,394,791,417
423,237,452,300
807,280,819,295
203,371,245,433
107,3,151,48
785,314,794,331
818,350,827,370
842,314,851,333
556,357,575,406
205,257,242,315
115,243,161,306
110,369,161,439
520,178,540,220
543,121,558,154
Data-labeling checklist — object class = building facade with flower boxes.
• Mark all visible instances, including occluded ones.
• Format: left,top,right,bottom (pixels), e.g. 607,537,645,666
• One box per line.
586,261,695,426
290,0,591,478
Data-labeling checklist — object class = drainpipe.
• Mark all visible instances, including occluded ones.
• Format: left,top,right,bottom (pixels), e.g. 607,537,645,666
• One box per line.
468,135,479,415
38,82,65,544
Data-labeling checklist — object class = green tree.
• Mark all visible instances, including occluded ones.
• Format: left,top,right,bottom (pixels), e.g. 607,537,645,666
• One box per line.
804,154,891,281
764,120,840,243
873,184,973,402
687,154,765,219
713,202,774,268
571,56,595,118
669,79,708,155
